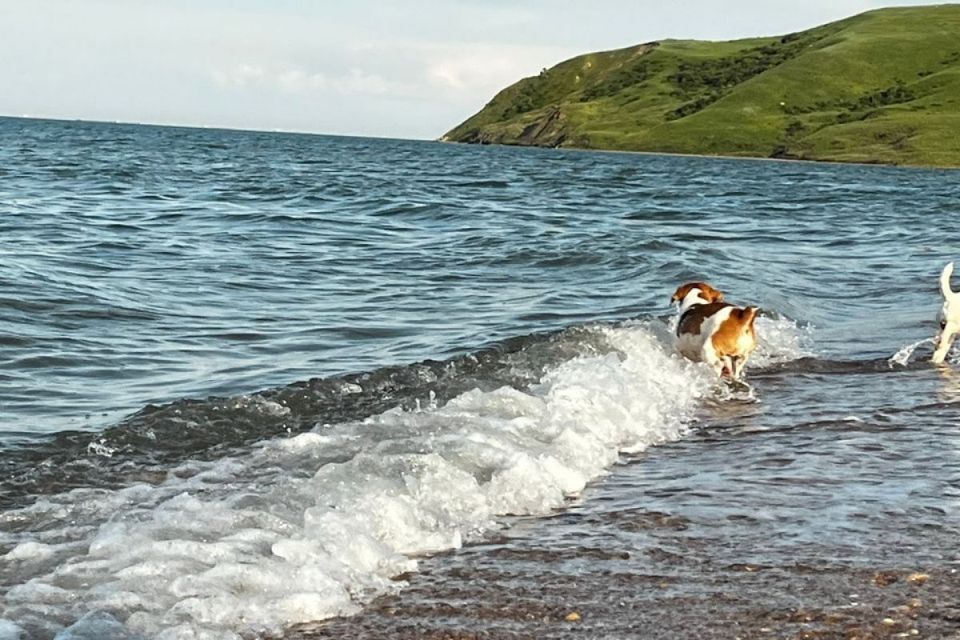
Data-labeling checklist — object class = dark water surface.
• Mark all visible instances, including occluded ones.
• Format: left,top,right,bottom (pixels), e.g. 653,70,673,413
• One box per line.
0,117,958,639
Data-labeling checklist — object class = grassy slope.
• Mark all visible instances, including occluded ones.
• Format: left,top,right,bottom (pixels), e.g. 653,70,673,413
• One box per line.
443,5,960,167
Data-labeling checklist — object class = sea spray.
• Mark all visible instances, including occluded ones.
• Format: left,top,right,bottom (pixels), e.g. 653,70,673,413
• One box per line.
888,337,936,368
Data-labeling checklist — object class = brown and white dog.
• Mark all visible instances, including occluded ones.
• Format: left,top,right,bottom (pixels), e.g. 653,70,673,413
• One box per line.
933,262,959,364
671,281,759,379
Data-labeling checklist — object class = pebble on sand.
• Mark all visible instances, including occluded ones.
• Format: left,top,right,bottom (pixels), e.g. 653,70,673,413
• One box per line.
907,572,930,586
873,571,898,587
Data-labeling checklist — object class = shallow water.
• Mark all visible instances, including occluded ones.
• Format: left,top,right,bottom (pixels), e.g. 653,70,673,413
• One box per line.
0,117,958,638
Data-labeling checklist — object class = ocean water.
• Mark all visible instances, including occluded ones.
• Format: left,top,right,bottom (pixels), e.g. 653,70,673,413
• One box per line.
0,116,958,639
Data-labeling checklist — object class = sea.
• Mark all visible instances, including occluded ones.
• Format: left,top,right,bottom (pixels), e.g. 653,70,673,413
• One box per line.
0,116,958,639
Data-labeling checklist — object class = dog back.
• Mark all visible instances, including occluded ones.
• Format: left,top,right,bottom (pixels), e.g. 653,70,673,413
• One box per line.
677,302,731,337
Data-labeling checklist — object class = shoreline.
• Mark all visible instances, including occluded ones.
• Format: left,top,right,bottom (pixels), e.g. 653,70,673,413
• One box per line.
438,138,960,172
291,398,960,639
8,115,956,171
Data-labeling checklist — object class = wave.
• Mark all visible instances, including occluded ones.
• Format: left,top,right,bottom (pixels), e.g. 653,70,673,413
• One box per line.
0,327,607,510
0,318,809,639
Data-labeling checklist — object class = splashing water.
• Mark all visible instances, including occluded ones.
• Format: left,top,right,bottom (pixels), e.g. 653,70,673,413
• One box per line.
888,337,936,368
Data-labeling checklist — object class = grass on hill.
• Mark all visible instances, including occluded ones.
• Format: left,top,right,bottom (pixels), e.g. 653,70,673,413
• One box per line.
443,5,960,167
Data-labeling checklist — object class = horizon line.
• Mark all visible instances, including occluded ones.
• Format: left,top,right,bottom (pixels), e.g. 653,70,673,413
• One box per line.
0,113,438,142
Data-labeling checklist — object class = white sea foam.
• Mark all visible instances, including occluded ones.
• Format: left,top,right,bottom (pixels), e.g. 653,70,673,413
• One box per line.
750,315,814,368
0,620,24,640
0,320,807,638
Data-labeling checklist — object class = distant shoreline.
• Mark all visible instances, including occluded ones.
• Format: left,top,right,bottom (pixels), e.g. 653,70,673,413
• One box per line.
439,138,959,172
0,113,422,143
6,115,956,171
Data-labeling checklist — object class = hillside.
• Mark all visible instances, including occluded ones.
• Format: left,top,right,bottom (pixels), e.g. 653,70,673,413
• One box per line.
443,5,960,167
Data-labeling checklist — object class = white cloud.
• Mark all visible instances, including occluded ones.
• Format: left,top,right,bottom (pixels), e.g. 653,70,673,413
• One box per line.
210,64,406,97
211,64,267,88
334,69,400,95
426,45,561,92
277,68,324,92
339,39,573,104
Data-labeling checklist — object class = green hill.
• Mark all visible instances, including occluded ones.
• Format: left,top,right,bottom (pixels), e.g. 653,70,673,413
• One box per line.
443,5,960,167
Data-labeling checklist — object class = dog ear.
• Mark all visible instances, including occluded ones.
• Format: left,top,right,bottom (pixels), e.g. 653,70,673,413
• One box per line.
941,262,957,300
670,282,709,302
700,283,724,303
672,281,725,304
671,283,695,303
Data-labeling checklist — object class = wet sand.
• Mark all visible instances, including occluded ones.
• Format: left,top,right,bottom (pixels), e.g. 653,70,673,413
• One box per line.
291,374,960,639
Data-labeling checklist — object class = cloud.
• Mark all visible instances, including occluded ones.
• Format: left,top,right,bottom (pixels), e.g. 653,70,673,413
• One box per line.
276,68,324,92
426,46,556,92
210,64,407,97
339,39,574,103
211,64,267,88
334,69,400,95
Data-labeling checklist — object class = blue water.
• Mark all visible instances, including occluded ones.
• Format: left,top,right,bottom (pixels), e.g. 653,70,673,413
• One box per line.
2,117,952,440
1,117,958,638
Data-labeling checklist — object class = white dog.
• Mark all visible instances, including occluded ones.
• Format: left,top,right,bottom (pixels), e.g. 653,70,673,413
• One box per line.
932,262,959,364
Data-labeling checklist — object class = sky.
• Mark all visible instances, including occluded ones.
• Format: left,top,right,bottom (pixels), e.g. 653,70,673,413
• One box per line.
0,0,945,139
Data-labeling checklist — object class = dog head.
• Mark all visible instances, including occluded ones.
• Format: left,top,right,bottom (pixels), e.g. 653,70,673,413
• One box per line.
670,282,724,307
933,262,960,364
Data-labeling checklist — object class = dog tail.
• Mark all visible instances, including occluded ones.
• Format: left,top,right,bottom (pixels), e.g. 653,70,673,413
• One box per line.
740,306,759,328
941,262,957,299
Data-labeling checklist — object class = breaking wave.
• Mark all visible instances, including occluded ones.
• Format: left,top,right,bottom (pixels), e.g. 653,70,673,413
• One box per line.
0,317,809,639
